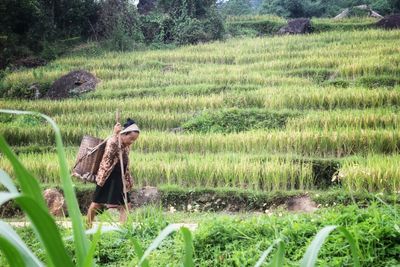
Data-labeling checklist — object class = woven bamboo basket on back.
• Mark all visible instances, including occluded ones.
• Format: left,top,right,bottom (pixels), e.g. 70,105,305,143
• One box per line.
73,135,106,179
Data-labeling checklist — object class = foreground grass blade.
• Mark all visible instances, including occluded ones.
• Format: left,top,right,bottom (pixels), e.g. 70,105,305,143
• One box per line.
14,195,74,266
268,240,285,267
0,109,89,266
300,225,360,267
0,170,18,193
0,135,46,210
132,238,150,267
0,221,44,267
138,224,181,266
254,239,282,267
0,236,26,267
181,227,195,267
83,224,103,267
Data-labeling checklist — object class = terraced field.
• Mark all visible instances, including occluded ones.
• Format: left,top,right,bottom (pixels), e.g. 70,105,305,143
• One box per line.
1,29,399,192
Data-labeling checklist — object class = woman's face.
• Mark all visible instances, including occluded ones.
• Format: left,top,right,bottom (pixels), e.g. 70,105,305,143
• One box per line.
121,131,139,146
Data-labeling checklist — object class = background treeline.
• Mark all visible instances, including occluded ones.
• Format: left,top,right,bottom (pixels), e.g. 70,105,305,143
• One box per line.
1,0,399,70
0,0,224,68
218,0,400,18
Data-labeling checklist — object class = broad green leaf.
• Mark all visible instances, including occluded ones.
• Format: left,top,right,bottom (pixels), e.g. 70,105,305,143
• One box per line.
0,170,18,193
0,236,26,267
0,109,89,266
181,227,194,267
14,195,74,267
335,226,361,267
138,224,181,266
132,238,149,267
0,221,44,267
83,224,103,267
300,225,360,267
268,240,285,267
254,239,282,267
0,135,46,210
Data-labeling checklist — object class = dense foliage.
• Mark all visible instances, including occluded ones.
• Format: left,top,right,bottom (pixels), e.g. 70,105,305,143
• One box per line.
219,0,400,18
2,204,398,266
0,0,224,68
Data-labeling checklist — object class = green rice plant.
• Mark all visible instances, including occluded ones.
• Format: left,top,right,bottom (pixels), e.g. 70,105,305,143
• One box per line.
0,109,89,266
338,155,400,193
1,127,398,156
0,151,314,191
286,108,400,131
2,30,400,100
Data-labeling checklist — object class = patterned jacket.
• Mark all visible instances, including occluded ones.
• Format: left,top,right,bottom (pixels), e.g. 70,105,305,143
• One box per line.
95,135,133,190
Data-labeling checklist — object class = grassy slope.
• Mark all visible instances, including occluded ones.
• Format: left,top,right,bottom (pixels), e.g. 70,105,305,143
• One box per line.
0,29,400,192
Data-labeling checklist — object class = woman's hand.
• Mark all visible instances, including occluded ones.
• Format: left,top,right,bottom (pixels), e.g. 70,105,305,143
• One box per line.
114,122,122,134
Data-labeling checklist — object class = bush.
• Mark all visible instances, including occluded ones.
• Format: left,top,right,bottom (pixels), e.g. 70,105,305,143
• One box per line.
357,76,400,88
182,108,300,133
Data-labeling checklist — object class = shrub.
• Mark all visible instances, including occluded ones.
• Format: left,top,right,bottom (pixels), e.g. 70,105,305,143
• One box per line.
182,108,300,133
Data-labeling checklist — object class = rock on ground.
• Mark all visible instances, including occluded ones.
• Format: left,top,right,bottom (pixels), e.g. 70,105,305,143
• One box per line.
277,18,312,35
44,70,99,99
286,195,317,213
43,188,66,216
376,14,400,29
131,186,161,207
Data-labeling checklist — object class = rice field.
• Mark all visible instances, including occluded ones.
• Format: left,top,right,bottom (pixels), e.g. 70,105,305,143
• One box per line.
1,29,400,192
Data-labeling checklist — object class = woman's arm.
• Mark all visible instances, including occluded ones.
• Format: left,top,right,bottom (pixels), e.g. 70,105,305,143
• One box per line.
123,148,134,190
96,136,119,186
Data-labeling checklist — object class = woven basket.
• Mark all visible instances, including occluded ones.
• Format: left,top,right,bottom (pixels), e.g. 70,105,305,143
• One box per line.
72,135,106,182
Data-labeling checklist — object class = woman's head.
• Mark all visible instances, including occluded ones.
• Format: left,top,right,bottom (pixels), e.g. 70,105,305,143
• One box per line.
120,118,140,146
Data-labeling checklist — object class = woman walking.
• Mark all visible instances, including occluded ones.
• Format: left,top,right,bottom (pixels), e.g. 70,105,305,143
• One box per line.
87,118,140,227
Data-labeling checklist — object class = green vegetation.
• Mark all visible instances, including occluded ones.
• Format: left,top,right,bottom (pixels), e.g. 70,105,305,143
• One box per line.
1,29,400,193
2,110,393,267
1,14,400,266
226,16,377,37
219,0,399,18
182,108,299,133
2,204,398,266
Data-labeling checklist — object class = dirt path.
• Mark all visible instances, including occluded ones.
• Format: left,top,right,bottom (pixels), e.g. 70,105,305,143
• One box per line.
7,220,198,231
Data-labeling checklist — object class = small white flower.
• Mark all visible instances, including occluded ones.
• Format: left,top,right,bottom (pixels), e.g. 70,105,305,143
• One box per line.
169,206,176,213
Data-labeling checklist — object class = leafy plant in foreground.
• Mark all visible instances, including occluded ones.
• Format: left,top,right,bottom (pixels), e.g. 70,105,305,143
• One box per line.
0,109,91,266
0,109,362,267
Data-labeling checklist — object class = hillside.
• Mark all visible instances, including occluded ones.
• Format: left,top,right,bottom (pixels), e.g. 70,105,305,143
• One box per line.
1,29,400,193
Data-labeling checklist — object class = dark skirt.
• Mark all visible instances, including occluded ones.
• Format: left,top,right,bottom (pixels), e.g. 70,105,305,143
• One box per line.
93,163,130,205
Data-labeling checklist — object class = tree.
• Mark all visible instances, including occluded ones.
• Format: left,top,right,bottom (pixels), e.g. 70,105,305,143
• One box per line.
219,0,253,17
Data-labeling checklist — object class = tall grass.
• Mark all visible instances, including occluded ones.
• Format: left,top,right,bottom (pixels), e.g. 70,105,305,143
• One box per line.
0,151,315,190
1,29,399,193
338,155,400,192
